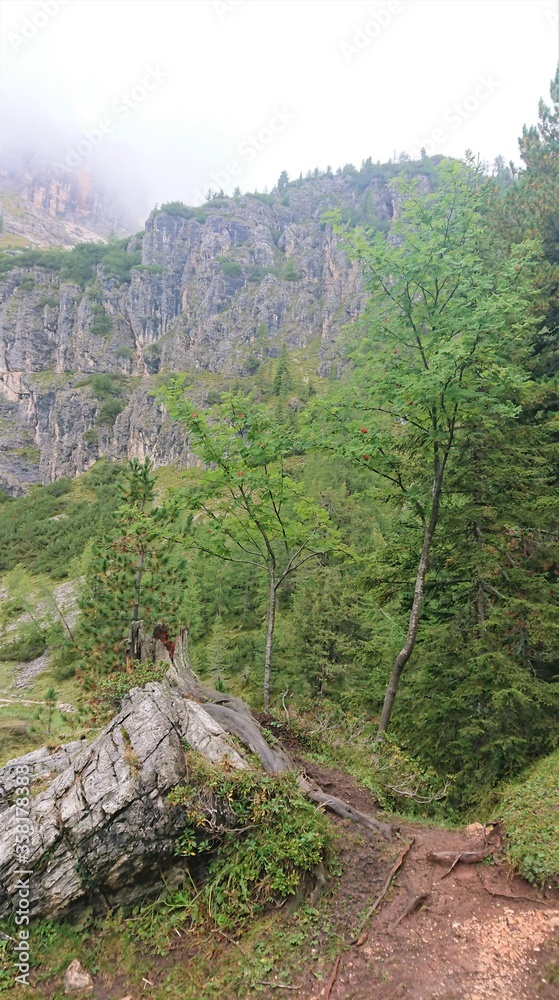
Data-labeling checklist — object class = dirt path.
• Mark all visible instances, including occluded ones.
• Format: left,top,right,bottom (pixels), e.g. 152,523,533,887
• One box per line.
14,737,559,1000
293,758,559,1000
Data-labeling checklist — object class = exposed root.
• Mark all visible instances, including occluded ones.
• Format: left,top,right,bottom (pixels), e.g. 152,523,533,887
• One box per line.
427,849,492,866
352,838,415,940
325,953,341,1000
477,871,553,906
300,779,393,840
391,891,430,928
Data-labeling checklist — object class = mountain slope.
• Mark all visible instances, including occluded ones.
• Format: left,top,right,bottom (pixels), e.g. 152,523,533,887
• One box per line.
0,160,437,493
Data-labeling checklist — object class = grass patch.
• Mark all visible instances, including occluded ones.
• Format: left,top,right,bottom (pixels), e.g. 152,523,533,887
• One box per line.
500,750,559,886
168,751,331,929
284,704,453,820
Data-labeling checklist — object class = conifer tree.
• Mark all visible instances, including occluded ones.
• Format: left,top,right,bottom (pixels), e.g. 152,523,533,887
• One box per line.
319,157,542,736
77,458,189,686
272,344,293,398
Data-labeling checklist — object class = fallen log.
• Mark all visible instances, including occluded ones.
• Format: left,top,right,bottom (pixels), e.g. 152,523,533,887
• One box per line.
427,849,492,866
0,624,393,921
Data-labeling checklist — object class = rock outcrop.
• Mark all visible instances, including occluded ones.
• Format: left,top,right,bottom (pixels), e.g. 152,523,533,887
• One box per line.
0,154,139,248
0,626,392,920
0,166,432,493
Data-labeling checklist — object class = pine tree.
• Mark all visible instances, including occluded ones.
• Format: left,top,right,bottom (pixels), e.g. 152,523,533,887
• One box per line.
76,458,189,688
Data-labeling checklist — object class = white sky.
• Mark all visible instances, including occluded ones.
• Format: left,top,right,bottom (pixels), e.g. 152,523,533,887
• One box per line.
0,0,558,218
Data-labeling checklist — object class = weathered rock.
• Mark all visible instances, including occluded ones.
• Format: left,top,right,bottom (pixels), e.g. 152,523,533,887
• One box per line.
0,676,245,919
0,173,406,492
0,740,87,813
0,626,392,921
63,959,94,993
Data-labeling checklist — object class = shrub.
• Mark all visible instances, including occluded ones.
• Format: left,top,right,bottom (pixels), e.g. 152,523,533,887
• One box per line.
96,398,125,426
78,373,124,400
283,261,299,281
247,192,274,207
154,202,208,223
167,752,330,928
90,303,113,337
217,257,243,278
116,346,135,360
0,240,141,287
0,621,47,662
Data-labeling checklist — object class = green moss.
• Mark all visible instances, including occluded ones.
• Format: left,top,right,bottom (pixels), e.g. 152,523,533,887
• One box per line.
27,371,72,390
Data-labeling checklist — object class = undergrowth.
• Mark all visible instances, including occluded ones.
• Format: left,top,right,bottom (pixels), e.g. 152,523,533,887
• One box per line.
284,702,454,820
167,750,332,929
499,749,559,887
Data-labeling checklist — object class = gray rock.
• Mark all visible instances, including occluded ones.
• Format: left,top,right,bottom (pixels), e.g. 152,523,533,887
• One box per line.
0,174,405,492
0,681,245,919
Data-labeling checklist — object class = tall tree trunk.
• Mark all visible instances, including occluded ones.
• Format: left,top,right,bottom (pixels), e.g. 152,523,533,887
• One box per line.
375,467,445,739
263,573,276,711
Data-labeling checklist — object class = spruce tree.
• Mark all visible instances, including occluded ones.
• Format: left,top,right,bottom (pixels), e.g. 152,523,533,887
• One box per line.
319,157,542,736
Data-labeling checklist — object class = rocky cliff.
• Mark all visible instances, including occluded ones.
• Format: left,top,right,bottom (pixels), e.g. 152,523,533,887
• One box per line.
0,165,421,494
0,153,140,249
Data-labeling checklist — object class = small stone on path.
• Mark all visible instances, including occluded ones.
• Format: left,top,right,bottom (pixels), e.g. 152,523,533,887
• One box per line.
64,959,93,993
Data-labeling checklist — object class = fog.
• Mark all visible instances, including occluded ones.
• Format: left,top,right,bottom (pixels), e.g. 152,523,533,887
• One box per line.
0,0,557,226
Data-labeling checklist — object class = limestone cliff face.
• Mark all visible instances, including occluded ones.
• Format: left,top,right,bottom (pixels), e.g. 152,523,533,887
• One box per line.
0,155,139,248
0,173,397,493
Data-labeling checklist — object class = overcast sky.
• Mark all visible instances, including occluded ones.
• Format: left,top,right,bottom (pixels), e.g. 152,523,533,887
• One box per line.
0,0,558,221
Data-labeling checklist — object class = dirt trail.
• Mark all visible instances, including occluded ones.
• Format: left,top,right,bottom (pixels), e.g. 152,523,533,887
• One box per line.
294,758,559,1000
15,735,559,1000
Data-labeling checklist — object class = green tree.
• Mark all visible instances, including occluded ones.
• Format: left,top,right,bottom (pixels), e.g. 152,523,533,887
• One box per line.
272,344,293,398
320,158,540,736
497,67,559,378
77,458,189,687
161,388,340,708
